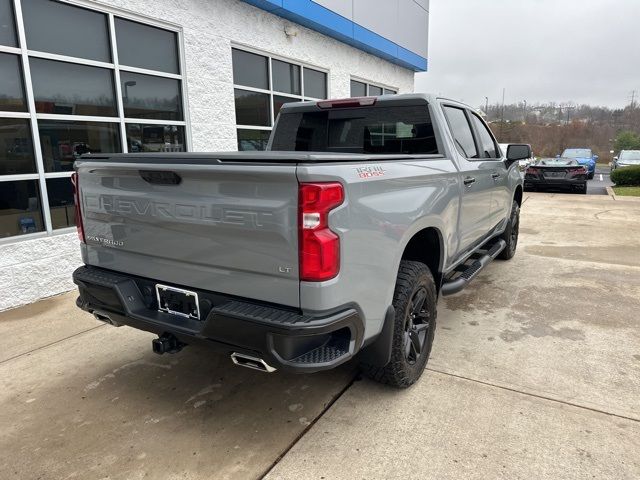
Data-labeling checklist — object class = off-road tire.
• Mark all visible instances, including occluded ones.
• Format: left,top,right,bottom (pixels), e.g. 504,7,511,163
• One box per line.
497,200,520,260
360,261,436,388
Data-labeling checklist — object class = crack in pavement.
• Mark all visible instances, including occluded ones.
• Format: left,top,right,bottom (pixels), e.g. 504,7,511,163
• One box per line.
0,324,106,365
426,367,639,423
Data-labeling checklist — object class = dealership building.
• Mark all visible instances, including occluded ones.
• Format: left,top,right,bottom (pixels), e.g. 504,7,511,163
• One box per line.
0,0,429,310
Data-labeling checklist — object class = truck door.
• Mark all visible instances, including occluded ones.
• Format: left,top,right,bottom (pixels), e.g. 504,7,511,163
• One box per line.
468,112,511,228
442,105,495,252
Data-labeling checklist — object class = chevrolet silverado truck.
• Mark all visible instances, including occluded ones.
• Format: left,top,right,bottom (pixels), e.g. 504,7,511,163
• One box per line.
72,94,530,388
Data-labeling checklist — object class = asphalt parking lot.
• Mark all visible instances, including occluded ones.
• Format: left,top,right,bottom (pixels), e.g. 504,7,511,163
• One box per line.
1,192,639,479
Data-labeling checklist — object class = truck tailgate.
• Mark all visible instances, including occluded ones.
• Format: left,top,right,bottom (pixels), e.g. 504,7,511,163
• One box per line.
77,161,299,307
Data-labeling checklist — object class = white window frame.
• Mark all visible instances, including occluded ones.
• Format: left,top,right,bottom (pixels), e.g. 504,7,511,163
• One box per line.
0,0,190,244
231,44,330,142
350,76,398,96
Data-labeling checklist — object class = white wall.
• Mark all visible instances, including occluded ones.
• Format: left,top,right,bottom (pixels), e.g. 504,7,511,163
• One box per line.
0,0,415,311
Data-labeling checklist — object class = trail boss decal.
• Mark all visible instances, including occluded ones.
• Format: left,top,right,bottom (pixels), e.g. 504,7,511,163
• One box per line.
355,166,386,179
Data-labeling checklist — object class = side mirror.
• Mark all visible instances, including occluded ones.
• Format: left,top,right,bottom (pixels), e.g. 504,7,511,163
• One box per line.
613,156,618,161
555,154,561,158
593,154,599,161
506,144,532,161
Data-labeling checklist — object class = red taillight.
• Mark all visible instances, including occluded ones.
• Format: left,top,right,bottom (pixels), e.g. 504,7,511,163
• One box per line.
299,182,344,281
71,172,85,243
568,167,587,174
317,97,376,109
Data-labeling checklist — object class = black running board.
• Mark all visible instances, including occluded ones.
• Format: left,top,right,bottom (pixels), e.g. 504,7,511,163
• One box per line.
441,239,506,296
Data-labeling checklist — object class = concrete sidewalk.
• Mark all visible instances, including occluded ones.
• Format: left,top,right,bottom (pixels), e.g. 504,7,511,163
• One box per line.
266,192,640,479
1,192,639,480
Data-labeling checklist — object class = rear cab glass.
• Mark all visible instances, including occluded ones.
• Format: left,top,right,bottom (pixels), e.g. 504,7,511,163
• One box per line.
271,105,439,154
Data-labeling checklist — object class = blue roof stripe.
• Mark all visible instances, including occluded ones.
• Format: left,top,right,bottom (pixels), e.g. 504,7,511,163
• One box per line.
240,0,428,72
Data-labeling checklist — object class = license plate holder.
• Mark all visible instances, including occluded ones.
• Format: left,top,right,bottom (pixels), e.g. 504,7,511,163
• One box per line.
155,284,200,320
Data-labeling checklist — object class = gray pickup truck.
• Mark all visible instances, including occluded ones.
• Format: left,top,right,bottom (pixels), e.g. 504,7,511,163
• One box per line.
72,94,530,388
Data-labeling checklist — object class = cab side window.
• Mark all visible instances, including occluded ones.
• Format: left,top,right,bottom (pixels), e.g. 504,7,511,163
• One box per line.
470,113,500,159
443,106,478,159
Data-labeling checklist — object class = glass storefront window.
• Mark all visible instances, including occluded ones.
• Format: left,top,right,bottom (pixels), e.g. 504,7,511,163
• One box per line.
21,0,111,62
232,49,328,151
350,80,395,97
125,124,185,152
38,120,121,172
234,89,271,127
0,0,18,47
273,95,300,118
0,179,44,238
350,80,366,97
303,68,327,99
115,18,179,74
369,85,383,96
120,71,183,121
0,2,184,241
0,53,27,112
46,177,75,229
0,118,36,175
272,59,301,95
232,49,269,90
30,58,117,116
237,129,270,152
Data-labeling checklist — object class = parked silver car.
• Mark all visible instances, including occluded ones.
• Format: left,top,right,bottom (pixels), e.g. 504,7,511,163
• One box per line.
611,150,640,173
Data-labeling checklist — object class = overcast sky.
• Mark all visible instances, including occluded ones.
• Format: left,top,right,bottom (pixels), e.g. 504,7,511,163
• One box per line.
414,0,640,109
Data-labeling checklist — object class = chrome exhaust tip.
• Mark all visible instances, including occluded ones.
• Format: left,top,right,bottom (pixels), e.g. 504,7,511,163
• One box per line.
93,310,120,326
230,352,276,373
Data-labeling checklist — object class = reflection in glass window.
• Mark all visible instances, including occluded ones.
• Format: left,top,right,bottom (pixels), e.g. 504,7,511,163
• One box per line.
120,71,183,121
350,80,366,97
273,95,300,119
22,0,111,62
272,60,300,95
46,177,75,229
31,58,117,116
38,121,121,172
0,118,36,175
0,53,27,112
126,124,185,152
234,89,270,126
232,49,269,90
115,18,179,74
303,68,327,99
384,88,397,95
237,129,270,151
0,0,17,47
0,180,44,238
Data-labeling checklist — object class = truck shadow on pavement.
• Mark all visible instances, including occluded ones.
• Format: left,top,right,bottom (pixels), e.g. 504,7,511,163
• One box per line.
1,330,354,480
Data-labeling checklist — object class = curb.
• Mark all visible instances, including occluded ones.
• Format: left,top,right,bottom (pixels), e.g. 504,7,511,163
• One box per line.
606,185,640,202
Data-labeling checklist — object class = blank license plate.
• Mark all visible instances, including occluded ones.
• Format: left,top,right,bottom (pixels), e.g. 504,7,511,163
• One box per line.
155,284,200,319
545,171,564,178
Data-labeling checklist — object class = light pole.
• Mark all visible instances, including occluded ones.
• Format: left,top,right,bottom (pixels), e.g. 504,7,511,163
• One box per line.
522,100,527,122
484,96,489,116
499,88,506,138
124,81,137,101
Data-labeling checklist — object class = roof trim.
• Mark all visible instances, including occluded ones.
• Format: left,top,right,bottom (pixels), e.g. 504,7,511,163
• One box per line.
240,0,428,72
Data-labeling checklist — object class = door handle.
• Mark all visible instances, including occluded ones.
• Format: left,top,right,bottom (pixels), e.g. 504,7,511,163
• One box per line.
491,173,501,180
463,176,476,187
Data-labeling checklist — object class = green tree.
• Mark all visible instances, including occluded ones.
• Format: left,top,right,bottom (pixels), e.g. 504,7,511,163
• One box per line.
614,131,640,152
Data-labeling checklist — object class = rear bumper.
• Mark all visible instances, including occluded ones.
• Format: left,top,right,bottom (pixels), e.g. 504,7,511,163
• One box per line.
524,177,586,190
73,265,364,373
